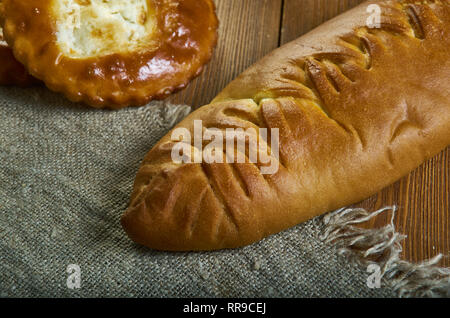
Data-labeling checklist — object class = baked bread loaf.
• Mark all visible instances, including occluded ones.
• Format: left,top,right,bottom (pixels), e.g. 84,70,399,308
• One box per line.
1,0,218,109
121,0,450,251
0,2,36,86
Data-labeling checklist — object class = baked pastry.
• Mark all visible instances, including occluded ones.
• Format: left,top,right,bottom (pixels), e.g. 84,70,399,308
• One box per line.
0,3,35,86
122,0,450,251
1,0,218,109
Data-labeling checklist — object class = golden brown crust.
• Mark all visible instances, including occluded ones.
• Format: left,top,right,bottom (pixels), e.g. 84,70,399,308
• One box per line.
1,0,218,109
0,2,36,87
0,31,37,86
122,0,450,251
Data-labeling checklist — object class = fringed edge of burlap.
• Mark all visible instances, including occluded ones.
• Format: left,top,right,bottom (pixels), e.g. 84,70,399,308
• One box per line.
320,206,450,298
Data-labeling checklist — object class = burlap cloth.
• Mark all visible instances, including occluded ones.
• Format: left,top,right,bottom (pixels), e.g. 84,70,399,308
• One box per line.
0,85,419,298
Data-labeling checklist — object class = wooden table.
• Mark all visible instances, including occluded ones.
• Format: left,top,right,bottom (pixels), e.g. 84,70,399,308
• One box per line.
169,0,449,266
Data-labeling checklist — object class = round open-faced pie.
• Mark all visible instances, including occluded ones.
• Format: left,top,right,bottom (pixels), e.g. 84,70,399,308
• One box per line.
0,3,36,86
1,0,218,109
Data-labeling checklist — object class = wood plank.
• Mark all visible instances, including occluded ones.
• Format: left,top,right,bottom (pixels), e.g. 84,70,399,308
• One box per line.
281,0,366,44
168,0,283,109
281,0,449,266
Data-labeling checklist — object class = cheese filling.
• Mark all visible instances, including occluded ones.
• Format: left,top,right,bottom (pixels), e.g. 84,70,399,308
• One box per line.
54,0,158,58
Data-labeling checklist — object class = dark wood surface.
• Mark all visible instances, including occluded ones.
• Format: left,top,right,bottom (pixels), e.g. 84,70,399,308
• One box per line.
169,0,449,266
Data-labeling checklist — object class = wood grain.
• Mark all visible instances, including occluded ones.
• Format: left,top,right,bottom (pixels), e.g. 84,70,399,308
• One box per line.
168,0,449,266
280,0,366,44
